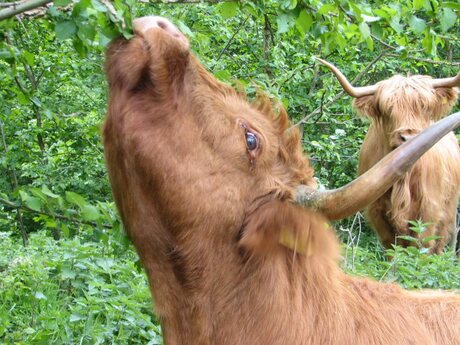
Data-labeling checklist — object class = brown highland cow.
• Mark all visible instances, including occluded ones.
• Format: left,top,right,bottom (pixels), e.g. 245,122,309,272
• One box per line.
103,16,460,345
317,58,460,253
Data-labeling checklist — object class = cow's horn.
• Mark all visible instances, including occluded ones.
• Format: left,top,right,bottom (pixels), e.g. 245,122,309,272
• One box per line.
316,58,378,98
430,71,460,88
295,111,460,220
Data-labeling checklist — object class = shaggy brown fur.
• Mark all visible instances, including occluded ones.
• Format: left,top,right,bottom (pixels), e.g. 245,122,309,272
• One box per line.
103,17,460,345
355,76,460,253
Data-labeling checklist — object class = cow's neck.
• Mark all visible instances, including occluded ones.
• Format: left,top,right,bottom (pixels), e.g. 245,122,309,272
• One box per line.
145,222,347,344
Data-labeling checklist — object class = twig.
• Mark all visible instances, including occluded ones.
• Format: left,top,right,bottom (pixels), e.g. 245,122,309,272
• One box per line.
387,53,460,67
0,0,51,21
0,197,113,229
263,14,274,80
216,14,250,61
0,1,23,7
370,34,397,50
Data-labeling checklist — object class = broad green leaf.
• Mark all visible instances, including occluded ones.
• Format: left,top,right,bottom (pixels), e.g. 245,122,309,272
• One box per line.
215,69,231,81
98,31,112,47
42,186,59,198
48,5,60,17
282,0,297,10
371,22,383,38
318,4,336,15
422,31,435,55
395,36,408,46
31,96,41,107
276,14,292,34
349,2,362,17
96,258,115,271
91,0,107,12
336,32,348,50
366,37,374,51
55,21,77,40
61,223,70,237
421,235,442,243
373,9,389,20
73,37,87,57
30,188,46,201
72,0,91,18
296,10,312,34
219,2,238,19
16,91,29,105
413,0,426,10
0,48,13,59
442,2,460,10
359,22,371,40
65,191,87,208
61,267,77,279
439,9,456,32
82,205,101,221
397,235,418,243
25,197,42,212
409,16,426,34
389,17,404,33
343,23,359,38
77,23,96,41
70,313,84,322
281,97,289,109
176,21,194,38
19,190,28,202
21,51,34,66
45,219,58,229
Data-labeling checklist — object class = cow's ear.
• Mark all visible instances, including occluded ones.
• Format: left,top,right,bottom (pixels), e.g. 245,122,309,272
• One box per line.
239,200,328,256
106,37,150,91
106,18,190,93
353,95,380,119
432,87,459,120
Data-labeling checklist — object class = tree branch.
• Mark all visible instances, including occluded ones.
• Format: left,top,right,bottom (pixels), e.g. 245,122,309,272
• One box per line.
387,53,460,67
0,197,113,229
0,120,28,246
216,14,250,61
290,51,387,129
0,0,51,21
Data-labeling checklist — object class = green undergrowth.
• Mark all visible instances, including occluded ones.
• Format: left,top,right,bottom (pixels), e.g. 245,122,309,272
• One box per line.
1,228,459,344
0,232,161,345
343,241,460,290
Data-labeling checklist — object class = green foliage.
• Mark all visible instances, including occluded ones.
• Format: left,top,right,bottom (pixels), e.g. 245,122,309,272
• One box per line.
0,232,162,344
343,238,460,290
0,1,459,343
396,220,442,252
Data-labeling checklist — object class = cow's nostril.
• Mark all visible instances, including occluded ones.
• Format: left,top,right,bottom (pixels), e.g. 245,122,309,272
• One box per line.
157,20,167,30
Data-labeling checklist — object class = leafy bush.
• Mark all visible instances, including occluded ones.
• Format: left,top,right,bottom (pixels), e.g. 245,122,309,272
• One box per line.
0,232,162,344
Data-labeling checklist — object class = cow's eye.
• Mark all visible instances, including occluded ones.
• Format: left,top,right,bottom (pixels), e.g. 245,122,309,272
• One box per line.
245,132,258,151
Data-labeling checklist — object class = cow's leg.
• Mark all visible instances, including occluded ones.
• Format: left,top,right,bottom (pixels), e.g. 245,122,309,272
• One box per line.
365,203,396,250
449,211,459,255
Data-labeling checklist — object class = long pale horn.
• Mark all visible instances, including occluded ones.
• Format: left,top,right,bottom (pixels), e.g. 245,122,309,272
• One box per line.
431,71,460,88
316,57,378,98
296,111,460,220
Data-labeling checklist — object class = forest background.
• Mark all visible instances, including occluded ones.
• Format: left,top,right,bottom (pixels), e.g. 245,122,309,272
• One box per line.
0,0,459,343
